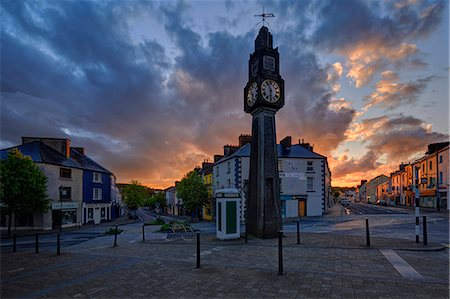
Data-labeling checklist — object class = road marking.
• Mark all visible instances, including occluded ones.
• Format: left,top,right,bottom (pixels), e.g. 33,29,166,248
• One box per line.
380,249,423,280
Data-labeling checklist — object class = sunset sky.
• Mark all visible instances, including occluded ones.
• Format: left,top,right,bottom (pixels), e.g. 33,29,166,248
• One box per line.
1,0,449,188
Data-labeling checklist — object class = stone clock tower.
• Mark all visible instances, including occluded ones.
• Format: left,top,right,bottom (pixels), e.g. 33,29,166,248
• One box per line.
244,26,284,238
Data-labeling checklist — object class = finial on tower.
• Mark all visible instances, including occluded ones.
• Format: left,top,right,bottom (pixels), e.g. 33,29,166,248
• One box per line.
254,7,275,28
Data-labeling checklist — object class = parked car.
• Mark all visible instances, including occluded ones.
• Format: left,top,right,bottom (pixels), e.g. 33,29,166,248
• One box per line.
340,199,350,207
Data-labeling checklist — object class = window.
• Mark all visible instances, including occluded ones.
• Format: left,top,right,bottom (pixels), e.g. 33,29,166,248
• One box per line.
278,160,283,172
216,167,219,177
60,168,72,179
439,155,443,163
429,161,432,170
228,178,231,188
422,163,425,172
307,161,313,166
307,167,314,172
227,161,230,174
93,172,102,183
307,177,314,191
101,207,106,219
59,187,71,200
93,188,102,200
263,56,275,71
439,172,443,184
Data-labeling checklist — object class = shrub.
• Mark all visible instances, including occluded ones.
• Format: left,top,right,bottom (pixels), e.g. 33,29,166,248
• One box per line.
104,227,124,235
145,218,165,226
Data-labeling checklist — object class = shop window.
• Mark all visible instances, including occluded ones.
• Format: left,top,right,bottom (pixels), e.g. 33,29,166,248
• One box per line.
60,168,72,179
15,213,33,227
101,208,106,219
88,208,93,220
62,210,76,225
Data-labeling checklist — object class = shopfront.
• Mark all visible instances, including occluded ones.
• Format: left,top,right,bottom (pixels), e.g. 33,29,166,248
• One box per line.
52,202,80,228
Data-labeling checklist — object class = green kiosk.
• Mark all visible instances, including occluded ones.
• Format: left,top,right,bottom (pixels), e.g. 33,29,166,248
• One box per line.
215,188,241,240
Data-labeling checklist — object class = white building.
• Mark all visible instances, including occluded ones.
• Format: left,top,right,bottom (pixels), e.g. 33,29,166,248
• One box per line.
213,136,332,221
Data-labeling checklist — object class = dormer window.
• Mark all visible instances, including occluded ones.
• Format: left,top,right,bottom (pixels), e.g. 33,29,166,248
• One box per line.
93,172,102,183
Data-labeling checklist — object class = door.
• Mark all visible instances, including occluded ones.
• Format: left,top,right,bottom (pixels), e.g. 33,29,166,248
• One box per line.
94,208,101,224
298,200,306,217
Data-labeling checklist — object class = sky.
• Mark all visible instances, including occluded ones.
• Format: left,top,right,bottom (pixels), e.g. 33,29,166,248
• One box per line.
1,0,449,188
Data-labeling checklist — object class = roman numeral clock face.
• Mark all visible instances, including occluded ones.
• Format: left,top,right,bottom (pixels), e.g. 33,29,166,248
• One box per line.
246,82,258,107
261,79,280,103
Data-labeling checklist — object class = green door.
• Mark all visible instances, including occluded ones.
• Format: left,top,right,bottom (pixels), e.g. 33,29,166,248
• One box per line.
226,201,237,234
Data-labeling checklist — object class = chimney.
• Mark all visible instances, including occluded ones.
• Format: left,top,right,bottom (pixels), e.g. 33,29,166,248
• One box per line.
202,161,213,171
298,139,313,152
214,155,224,162
72,147,85,155
239,134,252,147
280,136,292,148
22,137,71,158
223,145,239,156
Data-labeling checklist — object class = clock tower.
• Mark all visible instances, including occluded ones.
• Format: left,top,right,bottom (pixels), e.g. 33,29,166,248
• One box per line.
244,26,284,238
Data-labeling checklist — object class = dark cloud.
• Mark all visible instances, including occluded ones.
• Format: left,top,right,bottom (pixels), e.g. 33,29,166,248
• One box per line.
0,0,446,188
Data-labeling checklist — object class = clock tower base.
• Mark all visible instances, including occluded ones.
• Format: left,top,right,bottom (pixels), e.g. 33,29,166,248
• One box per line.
246,107,282,239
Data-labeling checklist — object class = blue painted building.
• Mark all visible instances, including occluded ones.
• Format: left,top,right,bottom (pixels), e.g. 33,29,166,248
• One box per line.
70,148,117,224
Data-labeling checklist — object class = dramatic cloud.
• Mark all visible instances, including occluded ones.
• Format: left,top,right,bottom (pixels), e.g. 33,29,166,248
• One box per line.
364,71,435,110
1,0,447,188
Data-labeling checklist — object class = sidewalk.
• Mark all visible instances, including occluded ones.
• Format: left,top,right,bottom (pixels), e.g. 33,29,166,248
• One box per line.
2,222,448,298
0,216,139,239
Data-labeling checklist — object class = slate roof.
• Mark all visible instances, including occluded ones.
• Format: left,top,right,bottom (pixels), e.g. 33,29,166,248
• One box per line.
0,141,111,174
216,143,325,164
70,148,111,174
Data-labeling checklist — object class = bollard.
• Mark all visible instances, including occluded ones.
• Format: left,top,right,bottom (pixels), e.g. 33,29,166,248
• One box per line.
142,224,145,242
196,232,200,269
114,225,118,247
365,219,370,247
57,233,60,255
13,234,16,253
415,216,420,243
278,230,283,275
423,216,428,246
35,234,39,254
296,220,300,245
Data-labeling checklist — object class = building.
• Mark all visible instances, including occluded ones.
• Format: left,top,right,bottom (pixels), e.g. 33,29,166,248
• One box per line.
213,136,331,220
70,147,115,224
0,137,117,230
355,180,367,202
411,142,449,209
365,175,389,204
200,161,214,221
390,163,408,205
165,184,183,216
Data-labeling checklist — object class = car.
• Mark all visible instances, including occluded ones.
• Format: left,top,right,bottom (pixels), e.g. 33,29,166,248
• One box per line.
341,199,351,207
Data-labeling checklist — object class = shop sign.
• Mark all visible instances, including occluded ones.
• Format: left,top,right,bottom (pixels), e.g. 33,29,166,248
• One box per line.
279,172,306,180
52,202,79,210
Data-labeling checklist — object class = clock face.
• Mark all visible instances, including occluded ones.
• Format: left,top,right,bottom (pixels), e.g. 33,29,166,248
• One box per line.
261,79,280,103
247,82,258,107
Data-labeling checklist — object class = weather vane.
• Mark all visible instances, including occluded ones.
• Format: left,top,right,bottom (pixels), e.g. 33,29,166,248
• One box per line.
254,7,275,27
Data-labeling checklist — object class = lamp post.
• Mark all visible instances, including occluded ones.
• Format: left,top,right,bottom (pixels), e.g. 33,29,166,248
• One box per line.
58,185,63,231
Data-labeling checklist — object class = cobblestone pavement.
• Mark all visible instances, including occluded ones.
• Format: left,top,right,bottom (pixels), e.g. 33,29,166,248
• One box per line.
1,229,448,299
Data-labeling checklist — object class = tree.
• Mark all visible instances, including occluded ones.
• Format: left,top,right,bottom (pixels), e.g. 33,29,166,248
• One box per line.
176,170,208,218
0,150,50,235
121,180,149,215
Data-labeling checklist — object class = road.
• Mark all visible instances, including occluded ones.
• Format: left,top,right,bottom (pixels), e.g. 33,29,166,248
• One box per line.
2,203,448,252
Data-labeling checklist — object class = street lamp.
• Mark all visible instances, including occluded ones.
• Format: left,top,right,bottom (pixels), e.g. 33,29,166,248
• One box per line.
58,185,63,231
